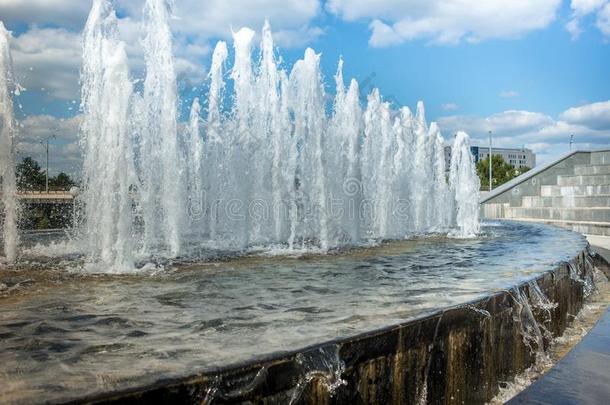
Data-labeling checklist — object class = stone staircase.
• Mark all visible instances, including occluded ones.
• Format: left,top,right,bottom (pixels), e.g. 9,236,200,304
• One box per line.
480,149,610,236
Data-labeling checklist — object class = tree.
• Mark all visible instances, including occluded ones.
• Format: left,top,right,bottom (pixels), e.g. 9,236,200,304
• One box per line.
476,155,531,190
16,157,45,191
49,172,75,190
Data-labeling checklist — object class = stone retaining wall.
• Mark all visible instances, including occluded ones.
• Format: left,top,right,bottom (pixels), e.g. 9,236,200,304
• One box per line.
480,150,610,236
78,248,604,405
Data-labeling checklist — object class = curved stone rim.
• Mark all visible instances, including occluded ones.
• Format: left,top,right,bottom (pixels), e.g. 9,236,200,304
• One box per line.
63,245,606,405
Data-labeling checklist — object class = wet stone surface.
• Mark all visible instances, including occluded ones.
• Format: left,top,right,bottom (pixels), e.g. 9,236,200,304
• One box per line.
508,306,610,405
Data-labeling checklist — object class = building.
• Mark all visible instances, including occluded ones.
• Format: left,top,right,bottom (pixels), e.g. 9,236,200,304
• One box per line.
444,146,536,171
472,146,535,169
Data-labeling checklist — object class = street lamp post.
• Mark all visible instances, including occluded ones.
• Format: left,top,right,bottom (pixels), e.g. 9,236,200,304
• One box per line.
488,130,493,192
570,134,574,151
40,134,56,193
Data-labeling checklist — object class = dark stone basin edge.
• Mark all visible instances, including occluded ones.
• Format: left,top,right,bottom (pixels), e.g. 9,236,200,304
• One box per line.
70,246,606,405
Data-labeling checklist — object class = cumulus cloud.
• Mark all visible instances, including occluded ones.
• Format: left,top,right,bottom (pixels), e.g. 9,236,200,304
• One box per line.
168,0,321,48
1,0,322,45
566,0,610,39
438,110,553,137
15,114,82,177
11,27,82,101
596,3,610,36
327,0,560,46
571,0,607,17
559,100,610,130
0,0,91,29
438,101,610,164
2,0,324,102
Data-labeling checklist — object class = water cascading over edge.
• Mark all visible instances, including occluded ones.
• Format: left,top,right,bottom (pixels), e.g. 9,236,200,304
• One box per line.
0,22,18,264
79,0,481,271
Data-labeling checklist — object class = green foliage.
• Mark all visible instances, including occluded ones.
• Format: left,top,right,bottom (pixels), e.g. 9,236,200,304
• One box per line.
49,172,75,190
476,155,531,190
36,214,51,230
16,157,45,191
16,157,75,191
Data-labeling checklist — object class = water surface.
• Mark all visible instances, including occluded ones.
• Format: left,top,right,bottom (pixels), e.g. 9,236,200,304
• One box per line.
0,221,587,403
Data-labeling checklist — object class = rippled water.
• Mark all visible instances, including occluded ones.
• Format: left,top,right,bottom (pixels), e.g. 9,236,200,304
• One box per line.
0,221,587,403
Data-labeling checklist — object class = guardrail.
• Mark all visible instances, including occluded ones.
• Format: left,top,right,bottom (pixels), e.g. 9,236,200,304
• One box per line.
0,191,75,202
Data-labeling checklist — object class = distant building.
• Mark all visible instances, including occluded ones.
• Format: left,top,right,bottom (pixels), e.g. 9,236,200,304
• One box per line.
444,146,536,171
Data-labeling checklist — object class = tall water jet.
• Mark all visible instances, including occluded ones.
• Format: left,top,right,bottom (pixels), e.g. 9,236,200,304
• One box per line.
449,131,481,237
429,122,450,231
231,27,256,248
186,97,203,230
80,0,137,271
257,20,282,243
72,2,482,270
413,101,430,232
362,89,394,238
329,60,362,243
288,48,329,249
139,0,185,256
390,106,415,236
361,89,382,237
0,22,18,264
205,40,228,242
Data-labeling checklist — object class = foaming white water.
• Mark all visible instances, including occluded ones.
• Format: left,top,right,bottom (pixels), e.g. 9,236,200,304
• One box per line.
489,268,610,404
0,22,18,264
77,0,481,271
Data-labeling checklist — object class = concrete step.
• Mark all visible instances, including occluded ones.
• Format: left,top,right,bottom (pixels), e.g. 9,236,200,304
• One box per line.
574,164,610,175
505,207,610,222
522,195,610,208
541,184,610,197
591,150,610,165
557,174,610,187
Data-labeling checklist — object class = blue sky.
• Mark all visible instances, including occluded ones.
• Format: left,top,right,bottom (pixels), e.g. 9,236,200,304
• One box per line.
1,0,609,174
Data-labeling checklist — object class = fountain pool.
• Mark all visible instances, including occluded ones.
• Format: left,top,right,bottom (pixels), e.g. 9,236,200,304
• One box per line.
0,0,605,403
0,221,591,403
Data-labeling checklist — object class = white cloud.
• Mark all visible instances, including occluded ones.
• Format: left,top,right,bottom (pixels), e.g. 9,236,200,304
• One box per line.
596,3,610,36
1,0,322,44
2,0,324,102
559,100,610,130
441,103,459,111
327,0,560,46
438,103,610,164
114,0,322,48
499,90,519,98
439,110,553,137
11,27,81,101
566,18,582,38
571,0,607,17
566,0,610,39
0,0,91,29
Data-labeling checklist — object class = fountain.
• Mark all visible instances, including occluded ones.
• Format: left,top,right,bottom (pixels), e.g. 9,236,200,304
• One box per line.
0,21,18,264
0,1,607,404
77,0,482,272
